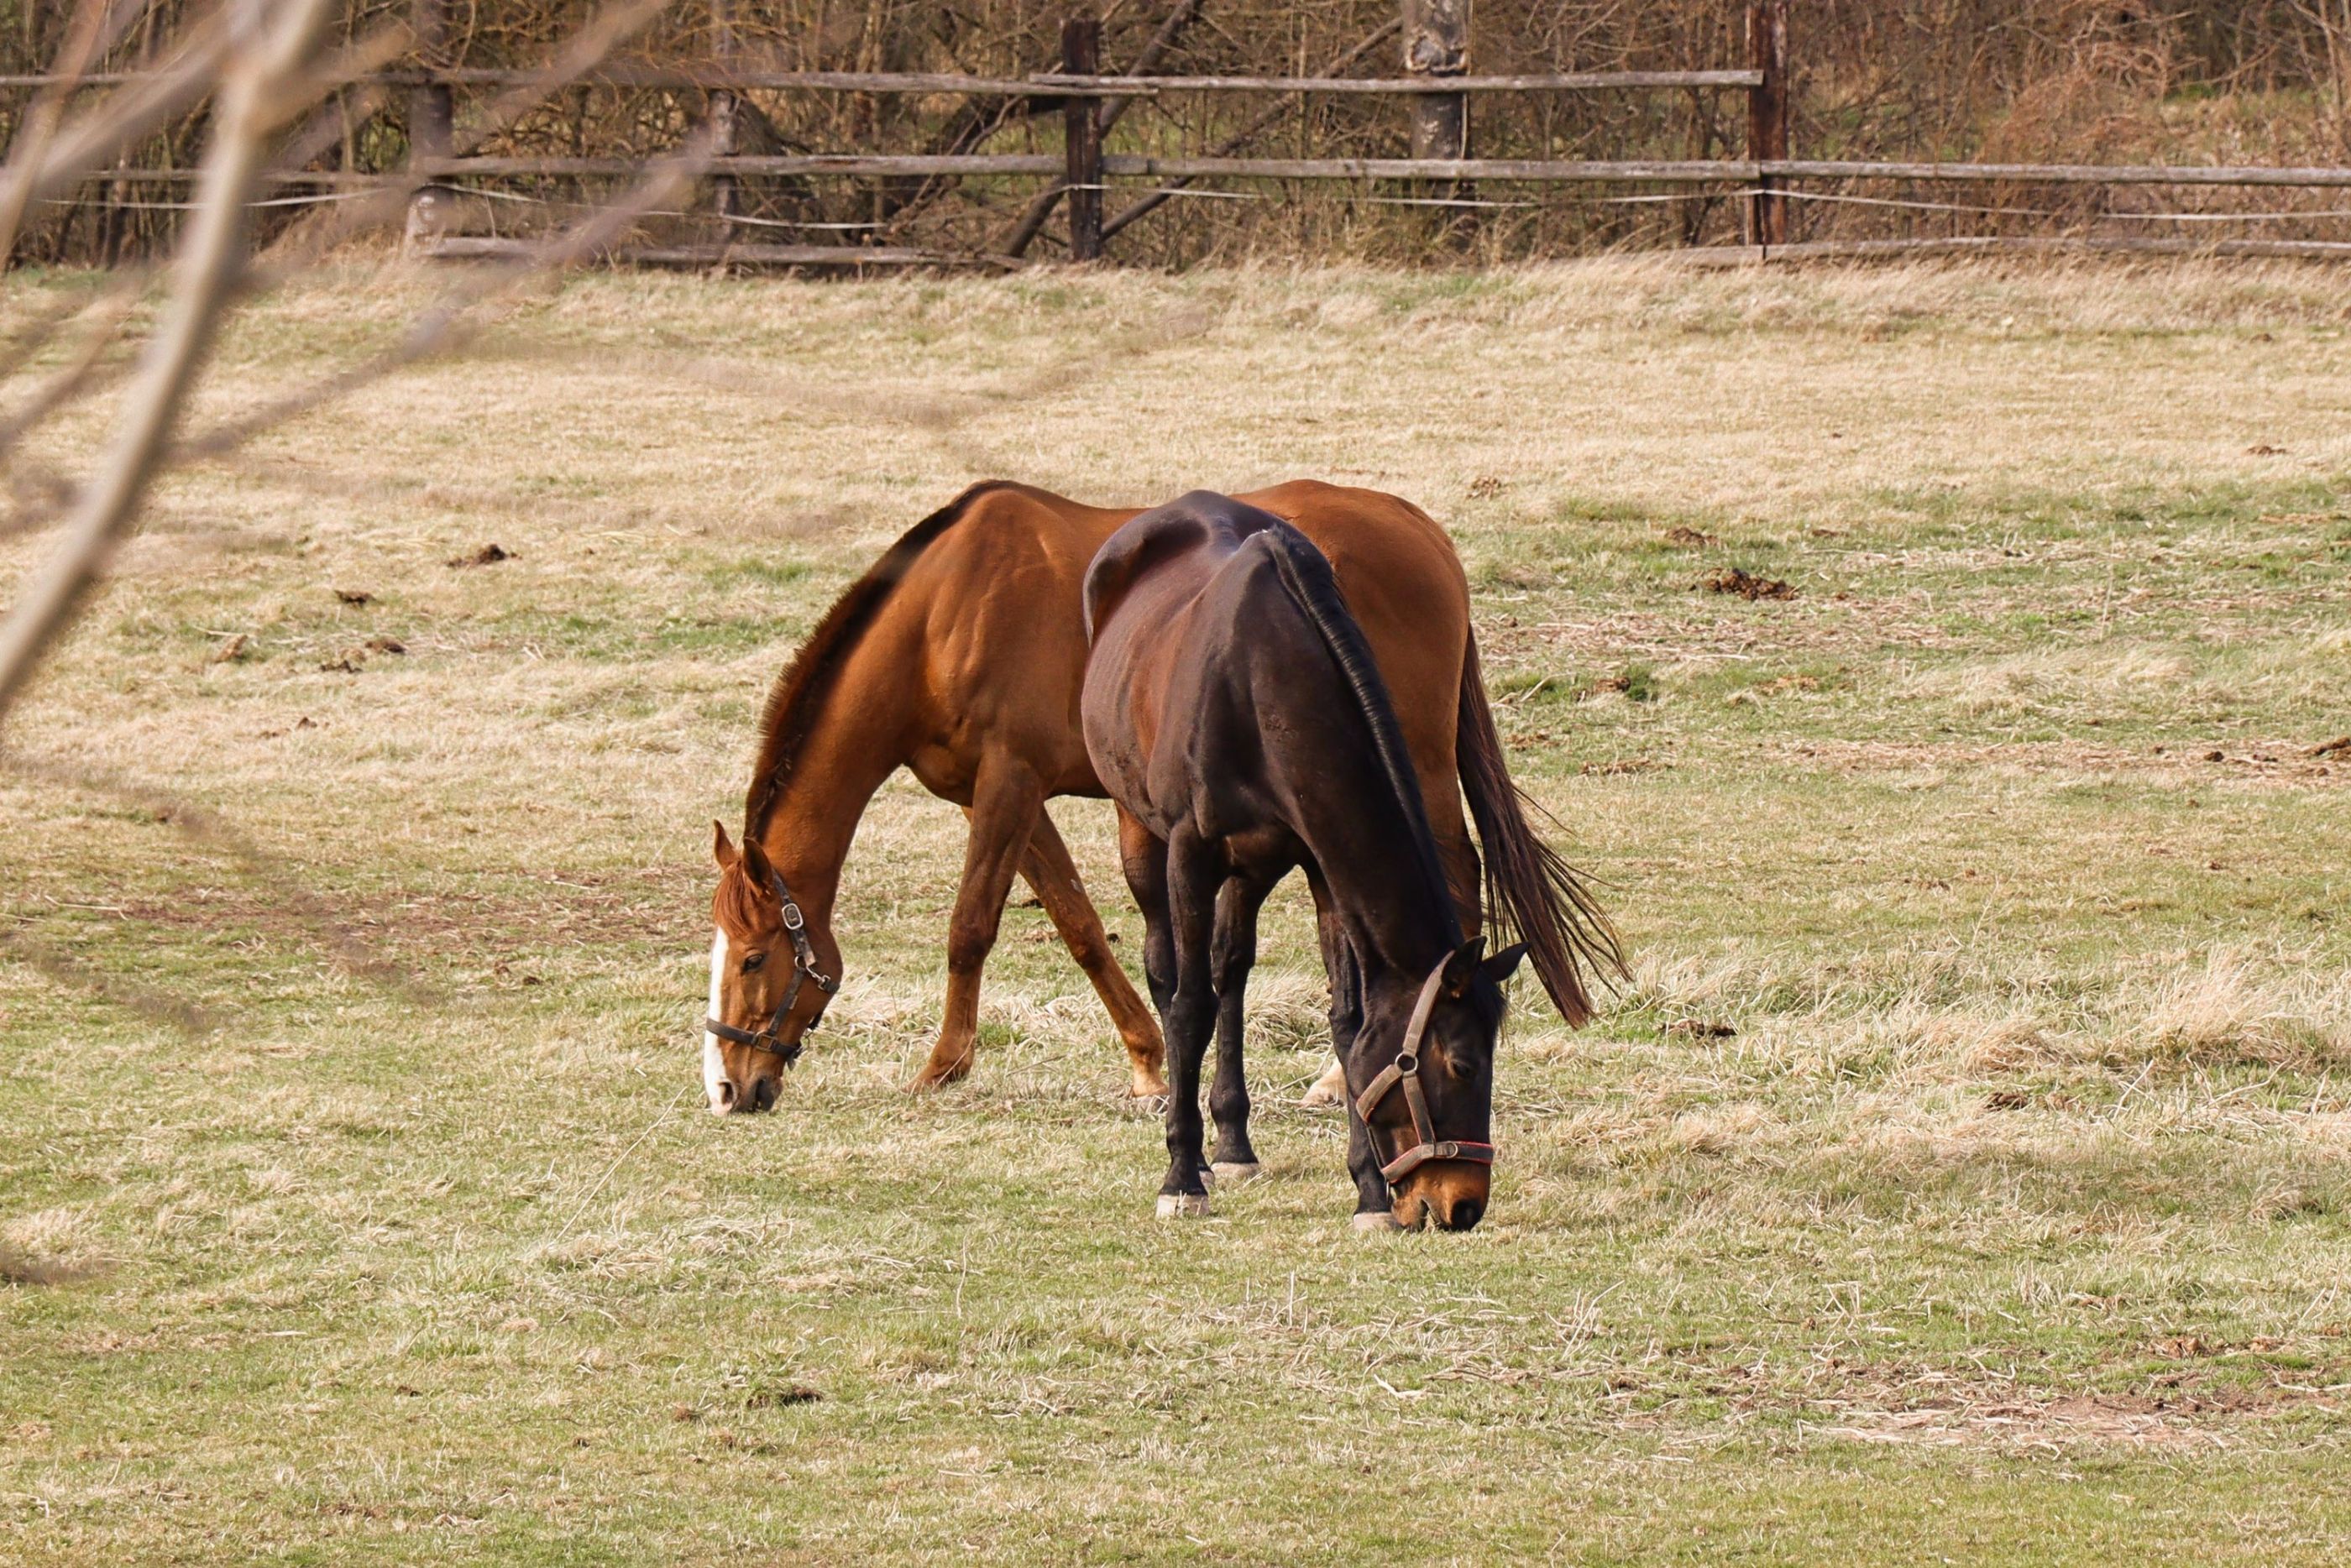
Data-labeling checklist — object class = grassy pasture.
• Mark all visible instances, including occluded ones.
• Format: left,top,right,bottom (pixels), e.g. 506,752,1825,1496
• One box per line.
3,257,2351,1564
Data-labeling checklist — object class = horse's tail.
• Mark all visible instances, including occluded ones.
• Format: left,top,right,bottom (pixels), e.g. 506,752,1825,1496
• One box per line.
1456,633,1627,1026
1254,524,1458,929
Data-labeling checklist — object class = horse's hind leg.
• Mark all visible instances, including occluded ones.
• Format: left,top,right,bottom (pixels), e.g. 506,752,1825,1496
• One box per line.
1117,808,1175,1020
912,756,1044,1090
1020,808,1166,1099
1207,867,1279,1180
1155,824,1221,1217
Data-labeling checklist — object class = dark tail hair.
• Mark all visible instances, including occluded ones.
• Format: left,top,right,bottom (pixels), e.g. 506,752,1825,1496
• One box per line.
1457,635,1627,1025
1256,524,1461,937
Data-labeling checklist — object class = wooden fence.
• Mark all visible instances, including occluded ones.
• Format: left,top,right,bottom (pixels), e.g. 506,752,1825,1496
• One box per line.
13,0,2351,269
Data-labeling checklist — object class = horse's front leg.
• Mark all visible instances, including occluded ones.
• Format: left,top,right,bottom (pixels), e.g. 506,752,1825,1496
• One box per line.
1156,825,1221,1217
1020,808,1167,1098
1207,867,1279,1181
1345,1095,1401,1232
1301,882,1364,1109
911,756,1044,1090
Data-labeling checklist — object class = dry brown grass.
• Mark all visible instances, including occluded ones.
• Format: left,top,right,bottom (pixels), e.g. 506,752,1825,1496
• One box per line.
3,257,2350,1562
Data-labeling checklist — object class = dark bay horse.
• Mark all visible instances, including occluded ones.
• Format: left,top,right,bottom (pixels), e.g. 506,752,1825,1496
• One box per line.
703,479,1618,1115
1082,493,1528,1231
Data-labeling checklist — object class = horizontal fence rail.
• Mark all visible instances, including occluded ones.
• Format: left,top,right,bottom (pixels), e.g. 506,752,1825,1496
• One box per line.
0,66,1761,94
1025,71,1765,91
58,157,2351,189
13,0,2351,271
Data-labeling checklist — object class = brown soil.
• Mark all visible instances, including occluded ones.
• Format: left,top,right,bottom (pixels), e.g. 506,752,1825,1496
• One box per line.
1703,567,1797,601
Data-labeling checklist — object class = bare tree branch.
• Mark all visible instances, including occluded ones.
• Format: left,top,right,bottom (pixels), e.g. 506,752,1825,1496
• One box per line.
994,0,1204,259
175,127,719,467
7,8,238,223
0,0,341,726
1101,20,1403,244
0,0,144,263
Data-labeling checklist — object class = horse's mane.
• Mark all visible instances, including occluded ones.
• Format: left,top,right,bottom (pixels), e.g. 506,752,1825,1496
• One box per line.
1252,520,1466,957
743,481,1013,834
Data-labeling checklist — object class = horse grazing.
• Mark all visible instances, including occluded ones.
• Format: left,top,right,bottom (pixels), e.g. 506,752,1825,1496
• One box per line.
1082,493,1532,1232
702,479,1620,1117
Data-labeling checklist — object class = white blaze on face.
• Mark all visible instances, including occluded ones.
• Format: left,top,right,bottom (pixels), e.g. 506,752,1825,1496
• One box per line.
703,928,730,1113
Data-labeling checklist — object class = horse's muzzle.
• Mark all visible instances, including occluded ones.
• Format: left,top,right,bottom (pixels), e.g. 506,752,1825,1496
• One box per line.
714,1074,780,1115
1394,1159,1491,1231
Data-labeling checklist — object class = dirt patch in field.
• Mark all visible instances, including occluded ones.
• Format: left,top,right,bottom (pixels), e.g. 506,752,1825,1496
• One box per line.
102,868,697,966
1702,568,1798,601
1632,1349,2344,1450
0,1242,101,1288
1491,599,1968,668
1804,1391,2277,1448
1779,737,2348,789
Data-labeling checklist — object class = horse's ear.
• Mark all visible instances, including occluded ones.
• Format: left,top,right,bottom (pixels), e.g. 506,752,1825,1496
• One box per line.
739,832,775,884
712,820,741,871
1441,937,1487,997
1480,943,1528,987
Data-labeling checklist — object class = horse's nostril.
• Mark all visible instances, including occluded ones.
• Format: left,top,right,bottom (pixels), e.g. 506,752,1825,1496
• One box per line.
1443,1198,1484,1231
749,1076,779,1113
716,1079,739,1111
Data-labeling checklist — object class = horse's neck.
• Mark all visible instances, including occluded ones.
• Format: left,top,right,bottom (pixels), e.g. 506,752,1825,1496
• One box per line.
751,645,919,920
1306,792,1458,985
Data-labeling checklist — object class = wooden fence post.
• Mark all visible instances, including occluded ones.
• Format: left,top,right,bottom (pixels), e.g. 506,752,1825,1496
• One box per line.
409,0,453,169
1401,0,1469,160
709,0,740,228
1746,0,1789,247
1062,16,1103,260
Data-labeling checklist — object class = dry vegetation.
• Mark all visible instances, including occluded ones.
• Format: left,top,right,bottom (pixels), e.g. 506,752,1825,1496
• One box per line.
13,1,2351,264
2,254,2350,1561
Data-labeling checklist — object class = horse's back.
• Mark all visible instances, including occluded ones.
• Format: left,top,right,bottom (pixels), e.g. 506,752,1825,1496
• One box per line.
886,481,1134,792
1081,494,1313,823
1081,489,1296,641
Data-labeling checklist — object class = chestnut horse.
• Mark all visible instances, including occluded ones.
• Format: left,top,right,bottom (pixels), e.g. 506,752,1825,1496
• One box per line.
1082,493,1526,1231
703,479,1617,1115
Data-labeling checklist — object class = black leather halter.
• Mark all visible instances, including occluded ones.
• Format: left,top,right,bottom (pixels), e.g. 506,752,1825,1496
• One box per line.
1352,956,1497,1184
704,868,835,1067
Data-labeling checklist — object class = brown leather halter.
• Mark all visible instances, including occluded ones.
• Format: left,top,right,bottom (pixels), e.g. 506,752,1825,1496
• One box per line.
1352,955,1497,1184
704,867,835,1067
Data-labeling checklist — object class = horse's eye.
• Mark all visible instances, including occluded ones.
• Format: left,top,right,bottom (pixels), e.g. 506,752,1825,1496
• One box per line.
741,952,767,974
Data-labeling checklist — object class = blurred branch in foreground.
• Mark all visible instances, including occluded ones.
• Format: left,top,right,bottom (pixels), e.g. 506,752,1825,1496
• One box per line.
0,1,710,1034
0,0,343,725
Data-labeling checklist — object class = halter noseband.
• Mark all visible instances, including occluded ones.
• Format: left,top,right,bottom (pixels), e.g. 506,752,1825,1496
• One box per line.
704,867,836,1068
1351,955,1497,1184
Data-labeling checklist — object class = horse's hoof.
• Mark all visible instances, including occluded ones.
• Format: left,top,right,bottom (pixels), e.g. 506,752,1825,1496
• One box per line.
1210,1161,1263,1185
906,1058,973,1092
1350,1211,1404,1234
1156,1193,1211,1220
1299,1062,1349,1109
1129,1079,1171,1103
